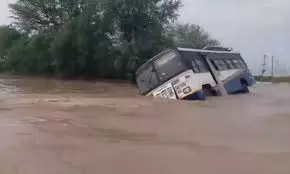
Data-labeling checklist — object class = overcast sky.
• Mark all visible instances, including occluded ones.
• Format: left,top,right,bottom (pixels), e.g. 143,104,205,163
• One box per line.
179,0,290,75
0,1,10,25
0,0,289,75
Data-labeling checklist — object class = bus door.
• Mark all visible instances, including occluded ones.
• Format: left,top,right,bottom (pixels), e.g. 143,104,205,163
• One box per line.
203,54,228,96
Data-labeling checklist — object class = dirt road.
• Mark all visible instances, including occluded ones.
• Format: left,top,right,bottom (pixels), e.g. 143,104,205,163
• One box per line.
0,76,290,174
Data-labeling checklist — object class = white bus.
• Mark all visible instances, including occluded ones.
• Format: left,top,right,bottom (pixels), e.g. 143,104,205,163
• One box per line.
135,47,255,100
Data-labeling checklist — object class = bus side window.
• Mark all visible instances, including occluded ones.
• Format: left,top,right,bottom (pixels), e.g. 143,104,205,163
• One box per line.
211,60,219,70
213,60,227,71
238,59,246,68
233,59,241,68
226,59,235,69
218,60,223,70
191,60,200,73
219,60,228,70
195,59,208,73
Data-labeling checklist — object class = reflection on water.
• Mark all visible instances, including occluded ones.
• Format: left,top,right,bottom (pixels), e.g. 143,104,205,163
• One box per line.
0,79,20,99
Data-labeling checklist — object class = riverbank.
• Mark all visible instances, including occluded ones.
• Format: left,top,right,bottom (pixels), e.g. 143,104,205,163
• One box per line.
255,76,290,83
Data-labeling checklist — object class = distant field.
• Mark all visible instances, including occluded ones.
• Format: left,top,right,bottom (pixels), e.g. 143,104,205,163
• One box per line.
254,76,290,83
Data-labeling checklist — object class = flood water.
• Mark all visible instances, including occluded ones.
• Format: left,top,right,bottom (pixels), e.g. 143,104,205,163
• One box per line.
0,75,290,174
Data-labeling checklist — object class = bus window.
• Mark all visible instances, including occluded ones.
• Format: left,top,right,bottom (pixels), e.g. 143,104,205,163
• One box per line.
219,60,228,70
154,50,186,81
191,59,208,73
238,59,246,68
213,60,228,71
225,59,236,69
179,51,208,73
136,65,158,94
211,60,218,70
233,59,241,68
191,60,200,73
195,59,208,73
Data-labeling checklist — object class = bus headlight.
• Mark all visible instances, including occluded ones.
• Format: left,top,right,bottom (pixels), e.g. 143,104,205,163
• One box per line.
183,87,192,94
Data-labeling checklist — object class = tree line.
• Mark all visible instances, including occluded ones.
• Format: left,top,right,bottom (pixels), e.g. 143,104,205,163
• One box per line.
0,0,219,80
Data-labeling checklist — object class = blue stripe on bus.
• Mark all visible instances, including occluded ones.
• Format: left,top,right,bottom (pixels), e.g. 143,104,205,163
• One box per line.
224,79,244,94
222,70,256,94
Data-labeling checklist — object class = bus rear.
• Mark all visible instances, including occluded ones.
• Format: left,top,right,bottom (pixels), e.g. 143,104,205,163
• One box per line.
206,52,256,94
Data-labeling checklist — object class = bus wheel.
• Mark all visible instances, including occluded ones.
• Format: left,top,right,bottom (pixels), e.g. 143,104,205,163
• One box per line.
196,91,207,100
186,91,207,101
241,82,249,93
202,84,216,97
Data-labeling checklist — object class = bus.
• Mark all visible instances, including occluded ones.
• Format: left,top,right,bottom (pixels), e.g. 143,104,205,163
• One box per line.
135,47,256,100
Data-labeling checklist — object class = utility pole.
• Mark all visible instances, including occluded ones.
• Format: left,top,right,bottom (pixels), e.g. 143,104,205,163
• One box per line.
271,56,274,78
261,54,267,77
259,54,268,82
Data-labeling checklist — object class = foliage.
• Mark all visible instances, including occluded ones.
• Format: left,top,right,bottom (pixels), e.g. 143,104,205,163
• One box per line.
9,0,87,33
4,35,54,75
50,14,114,78
0,26,22,71
104,0,181,54
167,23,219,49
103,0,181,79
0,0,220,80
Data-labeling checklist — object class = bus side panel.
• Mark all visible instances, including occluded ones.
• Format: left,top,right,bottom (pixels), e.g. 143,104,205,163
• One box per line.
222,69,255,94
242,70,256,86
219,69,241,82
224,78,244,94
192,73,216,88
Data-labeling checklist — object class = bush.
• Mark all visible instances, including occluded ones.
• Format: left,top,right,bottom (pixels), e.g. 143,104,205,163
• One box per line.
4,36,54,75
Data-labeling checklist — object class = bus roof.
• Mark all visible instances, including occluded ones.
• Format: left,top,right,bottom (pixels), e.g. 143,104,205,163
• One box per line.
177,47,240,54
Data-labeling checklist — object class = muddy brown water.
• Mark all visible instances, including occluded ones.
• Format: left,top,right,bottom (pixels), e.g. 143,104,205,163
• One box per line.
0,76,290,174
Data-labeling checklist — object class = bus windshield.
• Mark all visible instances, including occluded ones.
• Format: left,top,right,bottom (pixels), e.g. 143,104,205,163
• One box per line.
154,50,186,81
136,50,187,94
136,64,159,94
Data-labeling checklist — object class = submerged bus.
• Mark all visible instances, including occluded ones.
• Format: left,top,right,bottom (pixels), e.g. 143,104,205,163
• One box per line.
135,47,255,100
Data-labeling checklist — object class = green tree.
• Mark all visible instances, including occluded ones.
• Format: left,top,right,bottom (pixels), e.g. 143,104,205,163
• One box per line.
4,38,28,73
5,0,220,80
167,23,219,49
104,0,181,55
0,26,22,71
4,35,54,75
104,0,181,79
50,13,114,78
9,0,87,33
